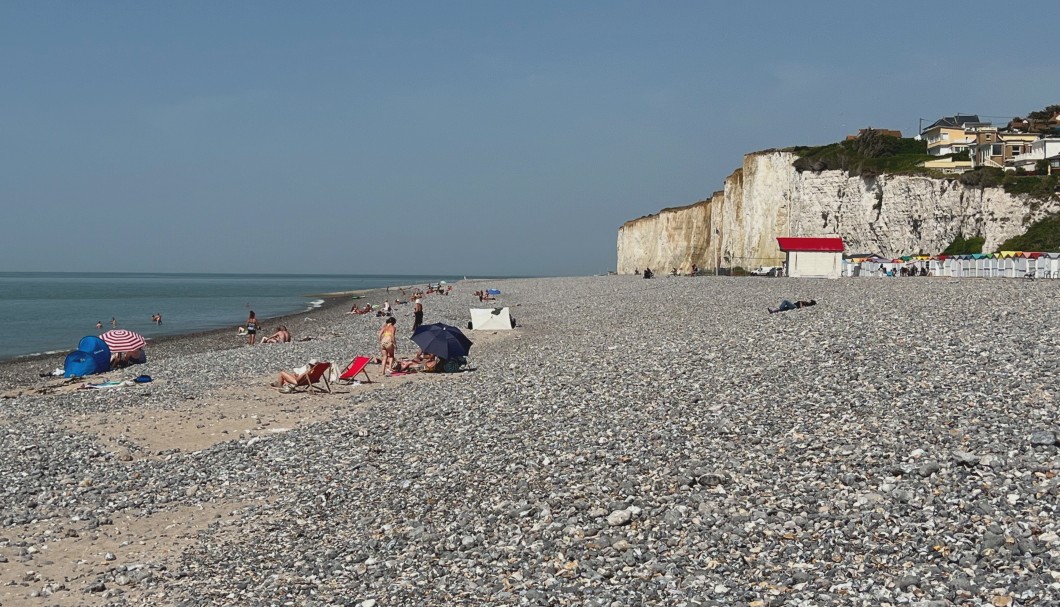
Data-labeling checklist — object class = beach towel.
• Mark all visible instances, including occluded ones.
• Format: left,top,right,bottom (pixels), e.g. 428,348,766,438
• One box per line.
80,379,136,389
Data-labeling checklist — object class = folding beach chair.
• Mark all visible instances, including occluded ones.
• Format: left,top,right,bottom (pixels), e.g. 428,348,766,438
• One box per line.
338,356,373,384
290,362,333,393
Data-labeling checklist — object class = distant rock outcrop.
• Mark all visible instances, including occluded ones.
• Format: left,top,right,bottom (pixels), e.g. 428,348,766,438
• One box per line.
617,150,1059,273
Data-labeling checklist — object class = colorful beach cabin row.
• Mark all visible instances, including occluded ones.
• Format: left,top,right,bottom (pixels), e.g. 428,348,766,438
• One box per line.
845,251,1060,278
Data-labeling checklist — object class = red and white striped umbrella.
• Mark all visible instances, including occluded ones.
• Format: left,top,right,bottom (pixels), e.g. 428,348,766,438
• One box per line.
99,329,146,353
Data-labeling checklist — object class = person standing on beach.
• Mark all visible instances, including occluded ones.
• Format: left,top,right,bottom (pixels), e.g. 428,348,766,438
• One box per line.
246,311,259,345
412,297,424,332
379,316,397,376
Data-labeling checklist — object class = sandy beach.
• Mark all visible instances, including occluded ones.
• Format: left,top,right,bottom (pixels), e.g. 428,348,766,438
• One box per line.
1,275,1059,606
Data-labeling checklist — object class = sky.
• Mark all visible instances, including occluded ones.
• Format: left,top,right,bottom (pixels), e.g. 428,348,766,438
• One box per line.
2,2,1057,277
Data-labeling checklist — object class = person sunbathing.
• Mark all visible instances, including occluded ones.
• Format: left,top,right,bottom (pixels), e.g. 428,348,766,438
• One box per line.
111,348,147,368
392,352,443,373
348,304,373,315
768,299,817,314
274,369,309,389
272,360,320,389
261,326,292,343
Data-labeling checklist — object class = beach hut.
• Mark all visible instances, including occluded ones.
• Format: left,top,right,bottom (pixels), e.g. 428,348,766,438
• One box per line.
1041,253,1060,278
776,237,844,279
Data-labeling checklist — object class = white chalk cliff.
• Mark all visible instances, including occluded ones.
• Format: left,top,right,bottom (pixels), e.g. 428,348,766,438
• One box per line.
617,150,1059,273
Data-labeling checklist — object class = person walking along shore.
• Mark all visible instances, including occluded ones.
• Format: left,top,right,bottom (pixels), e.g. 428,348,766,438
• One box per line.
246,311,259,345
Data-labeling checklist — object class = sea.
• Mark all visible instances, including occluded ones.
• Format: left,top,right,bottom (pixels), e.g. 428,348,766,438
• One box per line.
0,272,464,362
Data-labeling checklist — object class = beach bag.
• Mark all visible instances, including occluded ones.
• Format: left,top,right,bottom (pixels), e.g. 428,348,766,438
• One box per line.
443,356,467,373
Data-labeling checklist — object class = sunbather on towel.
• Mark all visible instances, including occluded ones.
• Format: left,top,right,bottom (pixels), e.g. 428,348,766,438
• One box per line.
348,304,373,315
393,353,444,374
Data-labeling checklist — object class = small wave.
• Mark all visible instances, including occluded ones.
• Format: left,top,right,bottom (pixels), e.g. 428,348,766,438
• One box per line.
306,299,325,310
6,348,67,362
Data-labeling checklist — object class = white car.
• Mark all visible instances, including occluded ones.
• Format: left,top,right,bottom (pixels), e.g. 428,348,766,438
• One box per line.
751,266,781,277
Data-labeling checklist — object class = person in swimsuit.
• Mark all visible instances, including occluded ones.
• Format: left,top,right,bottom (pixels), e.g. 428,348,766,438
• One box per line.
246,311,259,345
379,316,397,375
412,298,424,332
393,352,443,373
262,325,291,344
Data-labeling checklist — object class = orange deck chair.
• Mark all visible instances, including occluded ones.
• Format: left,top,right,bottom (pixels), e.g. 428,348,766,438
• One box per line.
338,356,373,384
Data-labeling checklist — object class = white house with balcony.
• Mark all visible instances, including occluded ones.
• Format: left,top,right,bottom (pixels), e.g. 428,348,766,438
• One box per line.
1010,137,1060,172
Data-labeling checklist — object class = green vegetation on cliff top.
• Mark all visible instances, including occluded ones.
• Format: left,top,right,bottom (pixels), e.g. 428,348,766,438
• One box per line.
788,130,932,178
789,129,1059,203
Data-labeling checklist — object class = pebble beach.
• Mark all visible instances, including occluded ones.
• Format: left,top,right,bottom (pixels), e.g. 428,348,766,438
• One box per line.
2,275,1059,606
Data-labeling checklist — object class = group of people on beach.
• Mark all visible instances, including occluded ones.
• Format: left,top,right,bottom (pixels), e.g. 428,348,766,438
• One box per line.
239,311,293,345
270,284,460,389
377,315,446,377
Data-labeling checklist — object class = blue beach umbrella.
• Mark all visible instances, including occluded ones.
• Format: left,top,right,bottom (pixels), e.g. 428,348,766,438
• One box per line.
410,323,473,360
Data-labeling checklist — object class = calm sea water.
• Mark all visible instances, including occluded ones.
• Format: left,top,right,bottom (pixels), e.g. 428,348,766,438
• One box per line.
0,272,463,361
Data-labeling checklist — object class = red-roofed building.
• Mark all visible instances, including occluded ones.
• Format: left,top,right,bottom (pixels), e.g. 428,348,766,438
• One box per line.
777,237,845,279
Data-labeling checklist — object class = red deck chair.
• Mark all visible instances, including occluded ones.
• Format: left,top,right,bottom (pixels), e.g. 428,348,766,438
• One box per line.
338,356,373,384
291,362,333,393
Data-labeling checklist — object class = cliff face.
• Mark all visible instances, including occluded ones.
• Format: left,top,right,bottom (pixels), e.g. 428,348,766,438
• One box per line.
617,151,1058,273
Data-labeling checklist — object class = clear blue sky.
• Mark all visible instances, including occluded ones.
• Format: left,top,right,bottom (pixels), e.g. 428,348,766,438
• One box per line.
2,2,1056,276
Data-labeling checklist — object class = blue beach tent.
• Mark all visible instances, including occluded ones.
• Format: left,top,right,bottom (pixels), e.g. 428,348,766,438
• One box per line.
64,336,111,378
78,336,111,371
64,350,100,378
